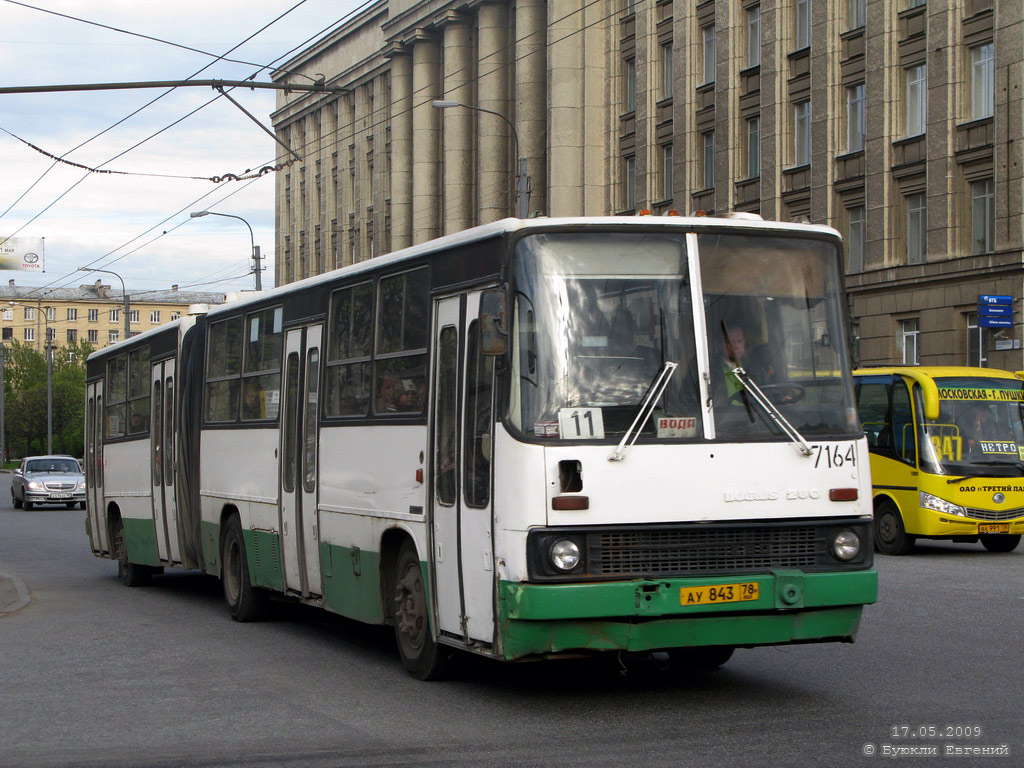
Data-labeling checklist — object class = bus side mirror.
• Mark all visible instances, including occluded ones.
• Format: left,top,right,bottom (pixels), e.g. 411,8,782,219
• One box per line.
479,289,508,356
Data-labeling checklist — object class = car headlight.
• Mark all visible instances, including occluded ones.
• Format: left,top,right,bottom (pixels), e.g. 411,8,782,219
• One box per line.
920,491,966,517
830,529,861,561
76,481,86,491
27,480,44,491
549,539,581,572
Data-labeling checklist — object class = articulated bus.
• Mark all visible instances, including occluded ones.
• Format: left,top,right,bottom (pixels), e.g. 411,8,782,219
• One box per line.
854,366,1024,555
85,215,877,679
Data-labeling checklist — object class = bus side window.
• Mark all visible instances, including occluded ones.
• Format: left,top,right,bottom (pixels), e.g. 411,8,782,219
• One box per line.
856,382,890,451
891,382,916,465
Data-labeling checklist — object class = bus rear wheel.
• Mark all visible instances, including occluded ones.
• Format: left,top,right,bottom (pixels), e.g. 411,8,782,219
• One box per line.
980,534,1021,553
113,519,151,587
220,515,269,622
393,542,450,680
874,501,915,555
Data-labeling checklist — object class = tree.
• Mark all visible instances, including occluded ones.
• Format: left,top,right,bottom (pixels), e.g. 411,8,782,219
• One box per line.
2,339,92,459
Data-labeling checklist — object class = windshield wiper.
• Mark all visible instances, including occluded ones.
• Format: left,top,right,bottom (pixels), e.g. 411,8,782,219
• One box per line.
608,361,678,462
732,367,813,457
946,462,1024,482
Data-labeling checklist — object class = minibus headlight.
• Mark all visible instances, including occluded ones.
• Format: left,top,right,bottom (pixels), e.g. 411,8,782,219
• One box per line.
830,529,861,561
920,491,966,517
549,539,581,572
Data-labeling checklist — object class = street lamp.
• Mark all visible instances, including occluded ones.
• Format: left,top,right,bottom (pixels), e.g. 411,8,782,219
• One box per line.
78,267,130,341
190,210,263,291
431,100,530,219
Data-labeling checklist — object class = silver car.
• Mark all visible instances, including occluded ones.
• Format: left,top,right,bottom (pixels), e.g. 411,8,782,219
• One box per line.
11,455,87,510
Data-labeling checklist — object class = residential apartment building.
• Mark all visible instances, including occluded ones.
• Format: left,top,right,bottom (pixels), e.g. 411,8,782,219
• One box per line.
0,280,227,353
271,0,1022,368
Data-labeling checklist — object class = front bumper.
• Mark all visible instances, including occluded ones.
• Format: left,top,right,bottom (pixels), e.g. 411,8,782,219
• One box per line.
498,569,877,660
25,490,85,505
913,507,1024,538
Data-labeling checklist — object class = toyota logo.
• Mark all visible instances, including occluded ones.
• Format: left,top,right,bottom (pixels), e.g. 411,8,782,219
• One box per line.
23,252,39,264
993,492,1005,504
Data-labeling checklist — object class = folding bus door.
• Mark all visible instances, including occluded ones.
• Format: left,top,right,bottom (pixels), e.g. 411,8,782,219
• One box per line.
150,359,180,564
280,324,324,598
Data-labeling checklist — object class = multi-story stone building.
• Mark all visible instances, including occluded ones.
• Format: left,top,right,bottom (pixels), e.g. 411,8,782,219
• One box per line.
0,280,227,353
271,0,1022,368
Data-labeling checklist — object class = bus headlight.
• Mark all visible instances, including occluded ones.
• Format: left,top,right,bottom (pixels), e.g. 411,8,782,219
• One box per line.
549,539,581,572
830,529,861,561
920,491,966,517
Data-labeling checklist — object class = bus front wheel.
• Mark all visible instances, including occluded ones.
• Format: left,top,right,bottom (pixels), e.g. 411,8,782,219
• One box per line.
221,515,269,622
393,542,450,680
980,534,1021,553
874,501,915,555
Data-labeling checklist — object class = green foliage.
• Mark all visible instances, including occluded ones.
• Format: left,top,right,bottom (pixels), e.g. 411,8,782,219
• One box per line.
2,340,92,459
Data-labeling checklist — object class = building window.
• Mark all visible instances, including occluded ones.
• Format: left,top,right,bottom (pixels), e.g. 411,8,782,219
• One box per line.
906,192,927,264
660,43,673,99
971,43,994,121
794,101,811,166
24,328,34,343
624,156,637,211
848,0,865,29
88,308,98,322
795,0,810,49
661,144,673,201
24,307,35,321
110,309,120,323
899,319,920,365
150,311,161,323
66,308,78,321
746,117,760,179
1,309,11,321
905,64,927,137
847,205,866,273
109,330,120,344
971,178,995,255
67,329,77,344
45,327,56,344
906,0,925,8
624,58,636,112
129,309,139,324
171,312,180,321
45,306,56,322
1,327,11,341
966,312,985,367
702,25,716,85
88,329,99,344
702,131,715,189
847,84,865,152
746,6,761,68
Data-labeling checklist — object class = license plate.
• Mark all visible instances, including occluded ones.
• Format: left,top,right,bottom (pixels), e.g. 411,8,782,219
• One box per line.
979,523,1010,534
49,494,71,500
679,582,760,606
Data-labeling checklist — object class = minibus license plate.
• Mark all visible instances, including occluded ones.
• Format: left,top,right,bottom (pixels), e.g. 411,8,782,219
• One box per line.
679,582,759,606
979,523,1010,534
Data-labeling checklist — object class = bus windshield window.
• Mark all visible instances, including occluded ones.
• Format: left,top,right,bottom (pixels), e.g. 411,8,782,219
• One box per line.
699,232,858,440
511,232,702,440
920,377,1024,476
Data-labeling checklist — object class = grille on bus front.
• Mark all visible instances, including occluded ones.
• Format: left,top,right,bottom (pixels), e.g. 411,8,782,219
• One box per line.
591,526,819,575
964,506,1024,522
526,519,873,581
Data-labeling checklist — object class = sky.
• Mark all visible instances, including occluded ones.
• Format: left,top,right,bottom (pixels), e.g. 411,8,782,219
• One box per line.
0,0,363,300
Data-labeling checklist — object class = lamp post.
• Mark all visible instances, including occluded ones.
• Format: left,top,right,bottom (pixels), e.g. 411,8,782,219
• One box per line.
78,267,130,341
44,308,53,454
190,210,263,290
431,100,530,219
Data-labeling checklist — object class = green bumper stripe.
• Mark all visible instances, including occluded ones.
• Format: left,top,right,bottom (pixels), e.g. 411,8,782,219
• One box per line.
498,570,877,660
122,517,160,566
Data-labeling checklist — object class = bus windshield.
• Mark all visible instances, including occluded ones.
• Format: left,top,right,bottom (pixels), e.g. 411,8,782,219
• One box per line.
510,229,858,442
919,377,1024,476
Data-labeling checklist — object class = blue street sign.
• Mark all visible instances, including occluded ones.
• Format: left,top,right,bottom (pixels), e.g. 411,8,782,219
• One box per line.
979,304,1013,317
980,317,1013,328
979,294,1013,305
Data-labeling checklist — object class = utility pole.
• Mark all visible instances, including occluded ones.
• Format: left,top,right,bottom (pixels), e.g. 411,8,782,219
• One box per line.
253,246,263,291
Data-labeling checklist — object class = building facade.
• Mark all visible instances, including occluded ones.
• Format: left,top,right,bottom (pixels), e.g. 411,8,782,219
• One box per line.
271,0,1023,368
0,280,227,353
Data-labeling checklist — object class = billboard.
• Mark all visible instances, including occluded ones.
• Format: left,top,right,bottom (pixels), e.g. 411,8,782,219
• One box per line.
0,237,45,271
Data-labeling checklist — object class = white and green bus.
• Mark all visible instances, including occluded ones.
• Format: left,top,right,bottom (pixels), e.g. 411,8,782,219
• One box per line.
85,215,877,679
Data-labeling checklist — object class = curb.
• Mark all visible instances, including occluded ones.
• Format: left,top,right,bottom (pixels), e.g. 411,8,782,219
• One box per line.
0,571,31,616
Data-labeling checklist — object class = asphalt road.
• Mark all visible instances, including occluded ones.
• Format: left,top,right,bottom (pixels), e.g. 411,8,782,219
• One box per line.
1,480,1022,768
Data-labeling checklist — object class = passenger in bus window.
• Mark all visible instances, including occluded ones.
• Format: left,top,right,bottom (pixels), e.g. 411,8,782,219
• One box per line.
962,405,994,454
377,376,399,413
243,381,263,420
396,379,420,412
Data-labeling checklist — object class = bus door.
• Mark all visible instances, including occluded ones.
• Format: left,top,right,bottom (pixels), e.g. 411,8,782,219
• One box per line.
280,324,323,598
86,380,107,554
430,293,496,644
150,359,180,564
